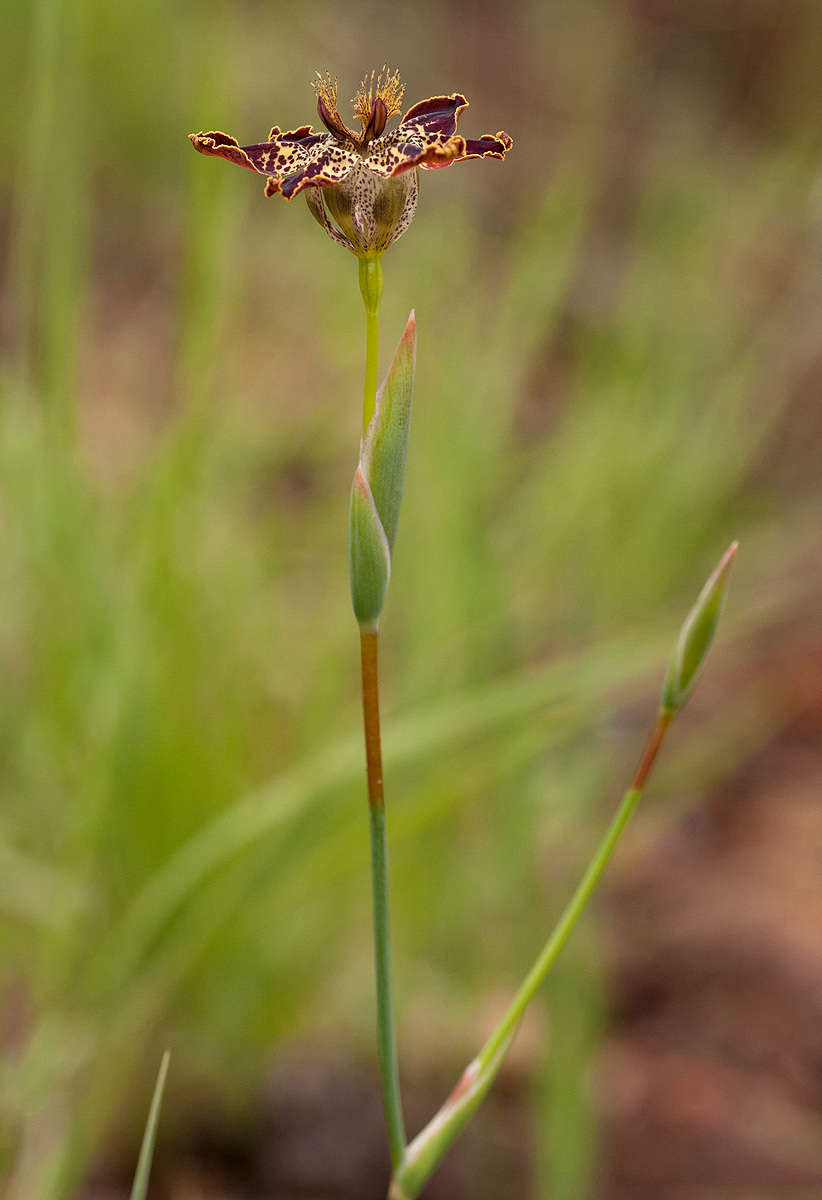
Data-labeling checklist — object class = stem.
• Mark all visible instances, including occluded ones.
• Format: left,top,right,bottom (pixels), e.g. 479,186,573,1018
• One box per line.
478,709,672,1071
360,630,406,1167
356,255,404,1163
360,631,386,810
130,1050,170,1200
631,708,672,790
359,256,383,434
390,708,675,1199
476,792,638,1070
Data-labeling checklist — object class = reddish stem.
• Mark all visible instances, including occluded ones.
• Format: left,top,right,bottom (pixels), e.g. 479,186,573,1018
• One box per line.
631,709,673,791
360,630,384,810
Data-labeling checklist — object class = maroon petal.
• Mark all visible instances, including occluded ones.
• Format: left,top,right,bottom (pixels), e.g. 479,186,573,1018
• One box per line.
399,94,468,138
190,127,359,200
460,131,513,160
372,94,512,177
267,124,315,142
188,131,257,171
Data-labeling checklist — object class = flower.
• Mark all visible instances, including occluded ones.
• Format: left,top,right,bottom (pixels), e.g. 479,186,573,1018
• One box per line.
189,68,513,257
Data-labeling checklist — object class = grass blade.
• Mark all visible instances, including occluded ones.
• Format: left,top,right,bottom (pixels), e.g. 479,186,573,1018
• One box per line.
129,1050,170,1200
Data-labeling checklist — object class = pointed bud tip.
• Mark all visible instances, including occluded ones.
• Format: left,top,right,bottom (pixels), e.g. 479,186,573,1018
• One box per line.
661,541,738,714
716,540,739,574
402,309,417,342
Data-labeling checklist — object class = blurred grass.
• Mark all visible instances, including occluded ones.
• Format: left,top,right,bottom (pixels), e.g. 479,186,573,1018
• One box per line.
129,1050,169,1200
1,0,821,1197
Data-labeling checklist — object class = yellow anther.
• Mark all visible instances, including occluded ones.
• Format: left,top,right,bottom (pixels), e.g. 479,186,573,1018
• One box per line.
353,67,404,131
312,71,340,112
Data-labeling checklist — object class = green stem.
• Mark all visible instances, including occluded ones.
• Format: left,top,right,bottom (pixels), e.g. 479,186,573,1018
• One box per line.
130,1051,170,1200
360,601,405,1169
478,802,628,1070
357,255,404,1164
390,709,673,1200
479,709,671,1069
371,803,406,1167
359,255,383,434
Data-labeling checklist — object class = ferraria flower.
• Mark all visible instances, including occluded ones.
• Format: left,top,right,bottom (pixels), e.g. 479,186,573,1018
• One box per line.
189,68,513,257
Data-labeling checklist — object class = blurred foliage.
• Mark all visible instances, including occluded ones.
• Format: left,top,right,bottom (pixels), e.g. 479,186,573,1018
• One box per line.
1,0,821,1197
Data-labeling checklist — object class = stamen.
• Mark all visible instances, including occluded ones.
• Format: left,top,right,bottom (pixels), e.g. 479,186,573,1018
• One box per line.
312,70,356,142
312,70,340,114
353,66,404,132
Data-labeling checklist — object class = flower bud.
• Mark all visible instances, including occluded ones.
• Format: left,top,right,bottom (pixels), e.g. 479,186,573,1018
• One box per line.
661,542,738,714
349,467,391,629
349,312,416,628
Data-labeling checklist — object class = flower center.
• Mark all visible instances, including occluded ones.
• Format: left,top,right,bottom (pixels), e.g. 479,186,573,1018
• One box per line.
352,67,404,144
313,67,405,149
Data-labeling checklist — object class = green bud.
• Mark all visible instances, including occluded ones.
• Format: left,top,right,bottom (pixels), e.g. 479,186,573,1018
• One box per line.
361,310,416,553
349,467,390,630
661,541,738,714
349,311,416,629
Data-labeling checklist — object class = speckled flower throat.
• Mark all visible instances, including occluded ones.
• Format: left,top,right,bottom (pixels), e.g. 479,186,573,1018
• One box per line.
189,67,512,257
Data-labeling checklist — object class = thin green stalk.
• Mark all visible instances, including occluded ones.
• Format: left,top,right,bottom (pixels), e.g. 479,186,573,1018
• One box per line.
359,256,383,434
477,786,642,1068
130,1050,170,1200
357,252,405,1163
390,710,673,1200
479,712,671,1069
360,630,406,1167
370,804,406,1166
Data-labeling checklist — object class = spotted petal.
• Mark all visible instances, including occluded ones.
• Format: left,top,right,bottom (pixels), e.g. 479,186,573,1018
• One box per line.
364,92,512,178
365,129,468,178
188,127,360,200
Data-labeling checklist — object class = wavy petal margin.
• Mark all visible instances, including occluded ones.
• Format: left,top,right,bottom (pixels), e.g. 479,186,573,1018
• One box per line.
400,93,469,137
